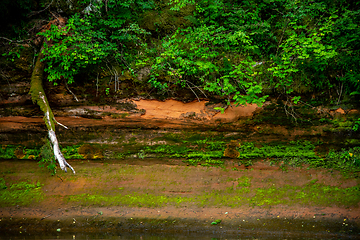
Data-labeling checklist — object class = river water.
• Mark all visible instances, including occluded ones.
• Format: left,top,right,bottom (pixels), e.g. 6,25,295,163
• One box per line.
0,232,355,240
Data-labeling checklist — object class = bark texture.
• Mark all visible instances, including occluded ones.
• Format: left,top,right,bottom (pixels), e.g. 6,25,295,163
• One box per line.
29,48,75,173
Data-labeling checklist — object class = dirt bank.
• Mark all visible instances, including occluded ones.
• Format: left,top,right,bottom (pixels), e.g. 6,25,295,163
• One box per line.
0,99,261,132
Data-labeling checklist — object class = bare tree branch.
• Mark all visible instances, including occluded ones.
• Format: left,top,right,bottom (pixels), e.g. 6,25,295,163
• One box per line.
64,80,79,102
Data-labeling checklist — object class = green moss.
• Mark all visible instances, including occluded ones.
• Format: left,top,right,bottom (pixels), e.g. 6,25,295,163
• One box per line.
77,144,102,159
324,147,360,177
67,178,360,209
144,142,224,166
0,144,86,160
68,192,172,208
149,135,323,168
29,51,56,131
0,178,6,189
0,179,44,207
338,121,353,128
249,183,360,207
0,145,17,159
238,141,321,165
101,112,129,119
145,144,190,156
110,130,359,174
156,133,184,143
236,176,252,187
0,145,42,160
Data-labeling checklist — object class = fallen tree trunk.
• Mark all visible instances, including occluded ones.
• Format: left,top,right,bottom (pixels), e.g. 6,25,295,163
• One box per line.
29,48,75,174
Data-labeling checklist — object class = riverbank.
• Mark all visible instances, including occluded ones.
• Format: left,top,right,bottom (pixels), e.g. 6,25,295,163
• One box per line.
0,159,359,238
1,97,360,238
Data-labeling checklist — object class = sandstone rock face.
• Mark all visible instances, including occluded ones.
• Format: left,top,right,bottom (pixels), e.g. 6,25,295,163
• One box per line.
0,98,260,134
134,99,259,123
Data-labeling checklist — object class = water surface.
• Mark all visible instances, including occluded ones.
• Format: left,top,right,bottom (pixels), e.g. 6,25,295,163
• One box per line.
0,232,354,240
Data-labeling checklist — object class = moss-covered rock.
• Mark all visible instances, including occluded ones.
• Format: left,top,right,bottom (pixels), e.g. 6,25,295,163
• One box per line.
14,146,25,159
78,144,103,159
224,140,240,158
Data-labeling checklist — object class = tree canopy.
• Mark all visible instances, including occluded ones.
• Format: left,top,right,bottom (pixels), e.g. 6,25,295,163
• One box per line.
2,0,360,106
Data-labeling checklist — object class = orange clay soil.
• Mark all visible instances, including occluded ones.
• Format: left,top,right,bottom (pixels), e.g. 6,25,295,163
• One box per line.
0,99,261,132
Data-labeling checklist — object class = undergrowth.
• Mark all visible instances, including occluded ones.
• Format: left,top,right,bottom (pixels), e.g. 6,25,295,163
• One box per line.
0,144,84,160
0,144,84,175
38,139,57,175
323,147,360,177
144,137,225,167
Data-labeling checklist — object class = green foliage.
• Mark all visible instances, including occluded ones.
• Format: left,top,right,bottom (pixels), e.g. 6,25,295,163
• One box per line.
150,23,267,106
61,145,84,159
292,96,301,104
0,145,16,159
137,150,146,159
37,0,151,85
0,145,42,159
0,178,7,190
114,130,360,175
325,147,360,176
1,0,358,107
169,0,195,11
145,144,190,157
2,46,24,62
238,140,319,161
237,142,360,177
2,0,359,105
326,8,360,95
214,107,225,113
150,0,359,104
38,15,116,84
353,118,360,131
145,138,224,167
145,136,224,166
0,144,82,165
38,140,57,175
211,219,222,225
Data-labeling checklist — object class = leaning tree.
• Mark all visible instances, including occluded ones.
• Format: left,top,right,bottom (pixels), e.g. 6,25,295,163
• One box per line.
26,0,153,173
29,16,75,173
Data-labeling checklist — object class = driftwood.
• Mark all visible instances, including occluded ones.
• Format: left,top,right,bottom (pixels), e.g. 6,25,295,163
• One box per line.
29,48,75,174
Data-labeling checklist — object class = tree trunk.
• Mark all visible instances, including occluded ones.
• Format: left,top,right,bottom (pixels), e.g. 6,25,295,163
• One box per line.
29,48,75,174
